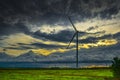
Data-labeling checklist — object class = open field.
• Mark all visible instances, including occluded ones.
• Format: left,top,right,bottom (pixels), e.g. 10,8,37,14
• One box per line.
0,68,113,80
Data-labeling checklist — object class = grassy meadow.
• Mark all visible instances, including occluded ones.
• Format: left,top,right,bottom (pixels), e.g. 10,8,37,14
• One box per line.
0,68,113,80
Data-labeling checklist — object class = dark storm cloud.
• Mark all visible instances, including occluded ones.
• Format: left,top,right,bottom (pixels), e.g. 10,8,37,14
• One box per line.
86,26,99,31
85,23,118,32
0,0,120,23
33,30,75,42
30,43,64,48
113,32,120,39
17,43,28,45
78,32,120,44
0,0,120,36
33,29,120,43
33,30,87,42
69,0,120,19
3,42,63,50
79,37,98,43
101,43,120,50
0,22,30,36
4,46,33,50
17,42,64,49
0,0,67,24
98,32,120,41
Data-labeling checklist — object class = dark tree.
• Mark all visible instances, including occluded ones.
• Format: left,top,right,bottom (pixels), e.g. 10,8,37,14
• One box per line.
111,57,120,79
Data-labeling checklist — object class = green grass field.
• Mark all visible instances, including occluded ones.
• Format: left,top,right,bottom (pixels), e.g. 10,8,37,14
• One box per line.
0,68,113,80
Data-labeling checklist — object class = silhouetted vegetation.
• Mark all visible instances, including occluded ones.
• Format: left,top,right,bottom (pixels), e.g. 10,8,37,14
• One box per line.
111,57,120,79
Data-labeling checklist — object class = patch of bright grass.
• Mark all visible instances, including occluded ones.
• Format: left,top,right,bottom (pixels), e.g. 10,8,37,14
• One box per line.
0,68,113,80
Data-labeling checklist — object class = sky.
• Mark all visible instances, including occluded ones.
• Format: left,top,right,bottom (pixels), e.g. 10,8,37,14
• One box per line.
0,0,120,62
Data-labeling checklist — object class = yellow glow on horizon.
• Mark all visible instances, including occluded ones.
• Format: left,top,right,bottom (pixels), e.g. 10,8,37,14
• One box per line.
78,39,117,49
80,44,90,49
97,39,117,46
0,39,118,56
32,48,70,56
0,32,118,56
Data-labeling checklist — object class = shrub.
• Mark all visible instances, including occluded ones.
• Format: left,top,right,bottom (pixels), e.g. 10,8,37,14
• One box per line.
111,57,120,79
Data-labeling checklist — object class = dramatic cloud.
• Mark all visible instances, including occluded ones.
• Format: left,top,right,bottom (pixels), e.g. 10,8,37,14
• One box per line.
33,30,75,42
0,22,30,36
0,0,120,63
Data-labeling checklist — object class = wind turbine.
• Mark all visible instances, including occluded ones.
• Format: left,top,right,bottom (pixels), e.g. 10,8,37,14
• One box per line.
66,15,80,68
66,15,117,68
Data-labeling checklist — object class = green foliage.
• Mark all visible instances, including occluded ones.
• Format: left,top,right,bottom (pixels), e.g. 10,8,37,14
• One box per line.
111,57,120,78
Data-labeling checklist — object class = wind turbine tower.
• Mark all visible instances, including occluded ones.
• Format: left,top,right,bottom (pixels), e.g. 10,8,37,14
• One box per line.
67,16,80,68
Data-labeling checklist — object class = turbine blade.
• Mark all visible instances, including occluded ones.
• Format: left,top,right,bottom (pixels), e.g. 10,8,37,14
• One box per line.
67,32,77,49
68,16,77,31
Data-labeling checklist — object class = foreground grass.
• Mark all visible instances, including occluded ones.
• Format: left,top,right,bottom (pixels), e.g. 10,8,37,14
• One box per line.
0,68,113,80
